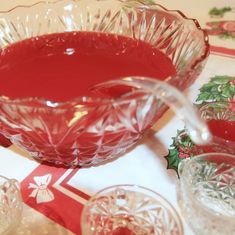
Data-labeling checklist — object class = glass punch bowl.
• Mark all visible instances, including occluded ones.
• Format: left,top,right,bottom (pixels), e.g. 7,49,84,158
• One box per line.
0,0,209,167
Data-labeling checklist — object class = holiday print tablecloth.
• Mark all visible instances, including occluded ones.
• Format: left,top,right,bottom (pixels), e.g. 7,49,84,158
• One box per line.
0,0,234,234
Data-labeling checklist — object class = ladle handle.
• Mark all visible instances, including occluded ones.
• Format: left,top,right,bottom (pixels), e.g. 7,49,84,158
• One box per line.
93,76,211,145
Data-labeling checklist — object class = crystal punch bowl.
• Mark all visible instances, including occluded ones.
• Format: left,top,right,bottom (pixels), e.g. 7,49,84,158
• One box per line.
0,0,209,167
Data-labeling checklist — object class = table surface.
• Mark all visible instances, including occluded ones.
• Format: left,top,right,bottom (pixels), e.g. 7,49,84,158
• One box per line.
0,0,234,234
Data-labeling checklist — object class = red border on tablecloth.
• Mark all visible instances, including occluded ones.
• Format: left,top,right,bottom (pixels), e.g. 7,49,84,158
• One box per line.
211,45,235,58
21,165,88,235
20,44,235,235
59,168,90,201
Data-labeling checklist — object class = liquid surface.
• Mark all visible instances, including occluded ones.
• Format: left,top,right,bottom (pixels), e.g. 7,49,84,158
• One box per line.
0,32,176,102
207,119,235,142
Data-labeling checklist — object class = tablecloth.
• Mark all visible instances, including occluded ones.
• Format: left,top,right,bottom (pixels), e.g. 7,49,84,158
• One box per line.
0,0,234,234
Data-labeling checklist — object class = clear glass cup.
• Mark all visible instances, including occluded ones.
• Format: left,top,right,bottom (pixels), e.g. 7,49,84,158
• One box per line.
173,101,235,157
0,175,22,235
81,184,183,235
178,153,235,235
198,101,235,154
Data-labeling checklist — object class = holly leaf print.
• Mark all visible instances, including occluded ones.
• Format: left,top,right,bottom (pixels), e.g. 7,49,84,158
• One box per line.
219,32,235,41
165,148,181,173
164,129,197,174
146,0,155,3
209,7,232,18
196,76,235,103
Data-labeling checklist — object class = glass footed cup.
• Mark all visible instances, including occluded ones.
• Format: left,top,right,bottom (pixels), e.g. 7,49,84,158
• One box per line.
0,176,22,235
198,101,235,154
174,101,235,156
0,0,209,167
81,184,184,235
178,153,235,235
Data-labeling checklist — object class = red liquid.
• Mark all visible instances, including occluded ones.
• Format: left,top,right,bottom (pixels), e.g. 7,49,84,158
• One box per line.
0,31,176,102
207,119,235,142
113,227,135,235
0,31,176,158
199,119,235,155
